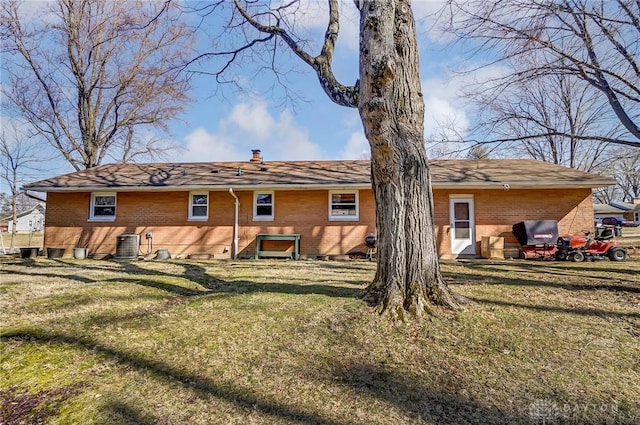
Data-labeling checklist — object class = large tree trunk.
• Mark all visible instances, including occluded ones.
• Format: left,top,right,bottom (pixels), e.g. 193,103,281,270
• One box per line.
359,0,458,318
226,0,460,318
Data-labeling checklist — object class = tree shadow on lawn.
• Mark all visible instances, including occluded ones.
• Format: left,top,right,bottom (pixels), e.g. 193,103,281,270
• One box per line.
1,329,542,425
337,363,527,425
446,263,640,294
468,297,640,320
4,260,364,300
458,259,640,279
100,276,363,301
116,262,363,300
1,263,98,285
103,400,156,425
1,330,349,425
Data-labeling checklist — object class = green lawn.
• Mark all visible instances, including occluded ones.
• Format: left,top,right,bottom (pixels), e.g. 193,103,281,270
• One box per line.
0,232,44,252
1,258,639,424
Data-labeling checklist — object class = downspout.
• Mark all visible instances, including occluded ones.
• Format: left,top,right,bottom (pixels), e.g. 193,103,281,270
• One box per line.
21,190,47,203
228,188,239,259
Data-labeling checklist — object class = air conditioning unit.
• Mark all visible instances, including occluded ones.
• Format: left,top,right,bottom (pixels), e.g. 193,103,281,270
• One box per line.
115,234,140,259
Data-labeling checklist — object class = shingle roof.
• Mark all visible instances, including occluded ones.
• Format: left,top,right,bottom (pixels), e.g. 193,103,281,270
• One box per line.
0,204,45,221
611,201,640,211
23,159,615,192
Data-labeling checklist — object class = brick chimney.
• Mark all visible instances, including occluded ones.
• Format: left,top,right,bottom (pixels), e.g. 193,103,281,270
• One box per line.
250,149,262,162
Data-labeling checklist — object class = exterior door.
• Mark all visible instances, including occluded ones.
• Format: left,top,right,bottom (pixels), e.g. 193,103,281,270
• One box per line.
449,196,475,255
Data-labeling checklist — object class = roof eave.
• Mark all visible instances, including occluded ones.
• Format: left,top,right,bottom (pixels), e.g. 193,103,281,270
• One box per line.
24,179,614,192
432,180,615,189
22,182,373,192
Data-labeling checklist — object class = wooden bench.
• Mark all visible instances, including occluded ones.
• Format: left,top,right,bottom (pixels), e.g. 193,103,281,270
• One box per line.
255,234,300,260
257,250,294,259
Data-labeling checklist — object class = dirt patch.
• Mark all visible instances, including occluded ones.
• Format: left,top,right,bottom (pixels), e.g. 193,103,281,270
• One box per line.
0,383,86,425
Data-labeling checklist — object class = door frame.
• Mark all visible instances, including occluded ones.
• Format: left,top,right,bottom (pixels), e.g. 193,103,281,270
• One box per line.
449,195,476,255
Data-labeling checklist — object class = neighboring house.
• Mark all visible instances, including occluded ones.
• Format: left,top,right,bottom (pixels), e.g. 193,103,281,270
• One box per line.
594,199,640,225
593,204,627,222
1,204,46,233
610,199,640,225
23,152,614,259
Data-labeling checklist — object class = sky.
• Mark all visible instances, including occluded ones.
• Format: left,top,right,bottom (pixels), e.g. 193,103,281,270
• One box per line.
175,0,472,164
1,0,480,187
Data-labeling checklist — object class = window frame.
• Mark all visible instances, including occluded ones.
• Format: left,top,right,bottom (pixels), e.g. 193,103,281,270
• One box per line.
253,191,274,221
188,191,209,221
328,190,359,221
89,192,117,221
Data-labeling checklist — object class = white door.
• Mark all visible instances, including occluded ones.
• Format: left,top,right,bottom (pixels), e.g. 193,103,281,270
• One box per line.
450,197,475,255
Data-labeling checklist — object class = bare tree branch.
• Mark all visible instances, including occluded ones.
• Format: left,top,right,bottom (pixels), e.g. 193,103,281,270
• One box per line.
0,123,46,251
0,0,195,170
443,0,640,146
226,0,358,107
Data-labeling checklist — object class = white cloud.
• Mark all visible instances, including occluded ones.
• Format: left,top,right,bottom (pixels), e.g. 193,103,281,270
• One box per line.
274,0,360,52
337,3,360,51
340,130,369,159
181,127,244,162
421,62,509,141
422,74,470,141
180,100,326,162
424,95,469,141
225,101,275,140
412,0,455,44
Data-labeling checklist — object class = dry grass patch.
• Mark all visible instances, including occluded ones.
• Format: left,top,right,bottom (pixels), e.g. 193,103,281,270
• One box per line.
1,258,639,424
0,232,43,251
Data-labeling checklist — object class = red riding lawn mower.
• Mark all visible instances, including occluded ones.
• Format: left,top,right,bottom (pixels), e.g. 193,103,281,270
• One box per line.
556,228,627,262
513,220,560,260
512,220,628,262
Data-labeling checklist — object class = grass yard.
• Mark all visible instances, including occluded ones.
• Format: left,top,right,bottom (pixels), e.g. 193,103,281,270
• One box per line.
0,232,44,252
1,258,639,424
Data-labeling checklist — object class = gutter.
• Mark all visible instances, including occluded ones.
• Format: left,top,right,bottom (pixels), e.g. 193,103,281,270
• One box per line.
23,180,615,192
22,190,47,203
228,188,239,260
22,183,372,192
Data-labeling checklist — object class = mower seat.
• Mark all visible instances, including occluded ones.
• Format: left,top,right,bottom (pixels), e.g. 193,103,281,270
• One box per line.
595,228,614,241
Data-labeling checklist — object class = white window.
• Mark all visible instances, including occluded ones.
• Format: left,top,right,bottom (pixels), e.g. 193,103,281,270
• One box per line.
329,190,359,221
90,192,116,221
189,192,209,220
253,191,274,221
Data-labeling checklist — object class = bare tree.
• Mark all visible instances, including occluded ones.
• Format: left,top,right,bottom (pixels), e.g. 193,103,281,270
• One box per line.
592,148,639,202
466,144,491,160
0,125,43,252
443,0,640,149
615,150,640,201
195,0,460,317
470,68,622,172
0,0,195,170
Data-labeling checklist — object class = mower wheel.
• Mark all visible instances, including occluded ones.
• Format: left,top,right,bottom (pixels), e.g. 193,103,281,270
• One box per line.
608,247,627,262
555,251,567,261
569,251,585,262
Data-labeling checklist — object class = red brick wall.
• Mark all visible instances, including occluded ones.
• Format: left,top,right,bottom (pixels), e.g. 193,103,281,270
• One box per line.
44,189,377,258
43,187,594,258
433,188,595,255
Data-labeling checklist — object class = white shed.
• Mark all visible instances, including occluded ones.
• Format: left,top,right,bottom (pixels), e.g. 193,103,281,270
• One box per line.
4,204,45,232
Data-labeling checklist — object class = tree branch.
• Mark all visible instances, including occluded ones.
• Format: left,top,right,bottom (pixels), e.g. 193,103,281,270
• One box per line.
232,0,358,107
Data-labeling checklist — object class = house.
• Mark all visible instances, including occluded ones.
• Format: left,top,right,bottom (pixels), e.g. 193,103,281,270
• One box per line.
23,152,614,259
594,199,640,226
593,203,627,222
1,203,46,233
610,199,640,225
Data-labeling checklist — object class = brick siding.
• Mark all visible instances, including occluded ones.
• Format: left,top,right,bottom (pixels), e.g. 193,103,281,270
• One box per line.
43,187,594,258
